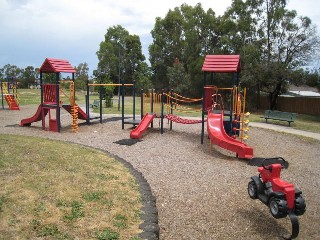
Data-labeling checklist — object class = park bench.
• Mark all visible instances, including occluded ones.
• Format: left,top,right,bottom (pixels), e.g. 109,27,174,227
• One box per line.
90,99,100,108
263,110,297,126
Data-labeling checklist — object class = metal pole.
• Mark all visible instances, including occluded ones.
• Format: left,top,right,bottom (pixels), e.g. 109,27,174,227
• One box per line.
40,72,44,129
201,72,206,144
86,78,90,124
229,73,235,134
56,72,61,132
99,75,103,124
170,89,173,130
151,89,154,128
121,79,125,129
133,80,136,122
161,89,164,134
1,79,4,110
151,89,154,113
40,72,43,104
72,73,75,103
117,43,121,111
140,89,144,120
7,77,10,94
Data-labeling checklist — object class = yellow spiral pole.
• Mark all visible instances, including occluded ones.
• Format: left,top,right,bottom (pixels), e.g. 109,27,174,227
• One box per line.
69,82,79,133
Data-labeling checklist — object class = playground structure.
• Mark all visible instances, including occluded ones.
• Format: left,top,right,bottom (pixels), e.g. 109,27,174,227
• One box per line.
20,58,87,132
1,77,20,110
18,55,252,158
19,58,139,133
130,55,253,159
85,79,137,129
202,55,253,159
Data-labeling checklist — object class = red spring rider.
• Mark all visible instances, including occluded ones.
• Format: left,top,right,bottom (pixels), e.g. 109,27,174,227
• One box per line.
248,157,306,239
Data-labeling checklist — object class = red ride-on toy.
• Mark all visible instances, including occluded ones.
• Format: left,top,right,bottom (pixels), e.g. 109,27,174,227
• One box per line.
248,157,306,239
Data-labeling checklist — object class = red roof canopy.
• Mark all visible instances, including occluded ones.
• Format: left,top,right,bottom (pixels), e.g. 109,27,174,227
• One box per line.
39,58,76,73
202,55,241,73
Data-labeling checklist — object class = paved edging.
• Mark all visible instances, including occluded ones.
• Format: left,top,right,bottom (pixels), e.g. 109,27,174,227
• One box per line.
107,151,159,240
250,122,320,141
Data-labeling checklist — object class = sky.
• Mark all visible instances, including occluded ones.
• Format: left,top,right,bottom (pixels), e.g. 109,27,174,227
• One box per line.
1,0,319,76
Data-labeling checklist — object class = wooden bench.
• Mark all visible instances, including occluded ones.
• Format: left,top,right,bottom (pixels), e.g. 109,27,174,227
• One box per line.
90,99,100,108
263,110,297,126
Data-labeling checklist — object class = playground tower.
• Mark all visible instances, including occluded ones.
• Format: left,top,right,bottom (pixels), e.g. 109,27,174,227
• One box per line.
20,58,88,132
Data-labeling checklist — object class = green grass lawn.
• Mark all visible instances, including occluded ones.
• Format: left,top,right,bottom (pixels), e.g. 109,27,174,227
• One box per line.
16,88,40,105
16,88,87,106
0,134,142,240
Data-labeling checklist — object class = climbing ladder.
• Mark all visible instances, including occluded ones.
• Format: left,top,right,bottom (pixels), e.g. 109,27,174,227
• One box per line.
232,88,250,143
1,82,19,110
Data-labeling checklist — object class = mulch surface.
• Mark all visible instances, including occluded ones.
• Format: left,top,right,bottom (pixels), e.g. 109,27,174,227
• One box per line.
1,105,319,239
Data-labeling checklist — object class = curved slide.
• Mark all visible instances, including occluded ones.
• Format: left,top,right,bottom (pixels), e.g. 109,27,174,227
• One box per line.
20,105,48,126
207,111,253,159
130,113,156,139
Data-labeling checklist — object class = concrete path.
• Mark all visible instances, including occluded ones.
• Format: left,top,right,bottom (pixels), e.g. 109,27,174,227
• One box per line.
250,122,320,141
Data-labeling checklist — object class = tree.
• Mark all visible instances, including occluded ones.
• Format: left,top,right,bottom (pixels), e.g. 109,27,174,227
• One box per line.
1,64,21,80
75,62,89,91
20,66,38,88
167,58,191,94
134,62,153,94
304,68,320,91
96,25,147,96
223,0,320,109
149,3,219,96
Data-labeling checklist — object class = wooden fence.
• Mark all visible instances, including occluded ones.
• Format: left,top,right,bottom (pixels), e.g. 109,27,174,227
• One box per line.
259,96,320,115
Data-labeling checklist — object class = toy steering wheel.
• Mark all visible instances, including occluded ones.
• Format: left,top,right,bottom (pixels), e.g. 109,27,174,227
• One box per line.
262,157,287,171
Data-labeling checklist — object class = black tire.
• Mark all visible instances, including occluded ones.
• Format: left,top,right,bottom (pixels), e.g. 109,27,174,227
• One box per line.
294,196,306,216
269,197,288,219
248,180,258,199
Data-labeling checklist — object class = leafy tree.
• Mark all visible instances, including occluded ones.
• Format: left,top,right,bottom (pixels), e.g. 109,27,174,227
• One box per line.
96,25,147,97
304,68,320,91
167,58,191,94
20,66,38,88
75,62,89,91
1,64,21,82
42,73,58,84
223,0,320,109
91,70,115,107
149,3,219,96
134,62,153,94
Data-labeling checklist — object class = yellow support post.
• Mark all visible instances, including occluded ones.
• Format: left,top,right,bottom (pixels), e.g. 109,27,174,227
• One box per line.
69,82,79,133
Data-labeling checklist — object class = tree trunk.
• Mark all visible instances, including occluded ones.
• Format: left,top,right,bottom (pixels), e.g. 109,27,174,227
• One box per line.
256,82,261,109
269,82,282,110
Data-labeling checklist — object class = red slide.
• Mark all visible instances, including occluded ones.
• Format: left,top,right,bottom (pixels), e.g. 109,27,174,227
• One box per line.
207,111,253,159
62,105,88,120
130,113,156,139
20,105,48,126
